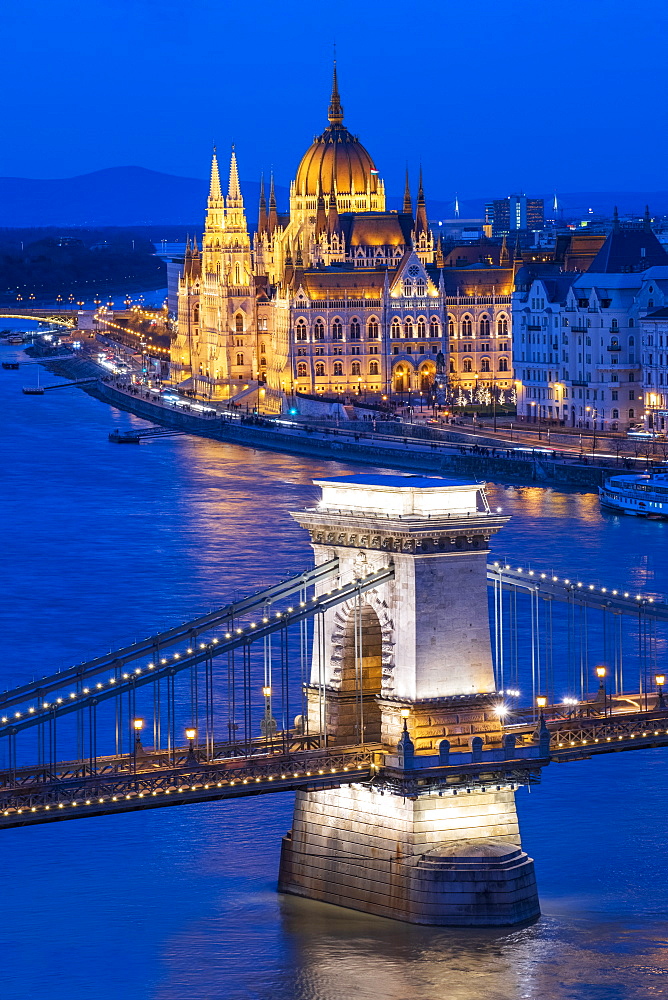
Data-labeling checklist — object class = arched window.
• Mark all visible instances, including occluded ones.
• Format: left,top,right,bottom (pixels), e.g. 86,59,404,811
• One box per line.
462,316,472,337
612,318,618,330
463,358,472,373
193,303,199,323
405,318,413,338
449,360,455,373
296,362,308,378
479,316,490,337
417,317,426,338
415,279,425,296
430,318,440,338
391,318,401,339
497,315,508,336
629,335,635,345
314,319,325,340
369,360,379,375
368,318,379,339
649,300,654,309
350,318,361,339
629,318,635,328
498,357,509,372
234,263,241,285
332,318,343,340
333,361,343,376
448,317,455,337
613,409,619,419
235,313,244,332
481,357,491,373
629,409,635,418
403,280,412,297
236,353,244,366
295,320,307,341
315,362,325,377
351,361,361,376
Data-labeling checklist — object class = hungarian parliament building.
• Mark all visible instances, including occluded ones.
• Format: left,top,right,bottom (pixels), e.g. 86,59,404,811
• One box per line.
171,68,515,408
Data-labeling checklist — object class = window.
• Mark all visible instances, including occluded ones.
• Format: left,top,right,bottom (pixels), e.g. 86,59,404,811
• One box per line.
612,390,618,400
351,361,361,376
449,360,455,373
405,319,413,338
448,317,455,337
481,357,491,373
295,321,307,341
629,390,635,400
629,318,635,328
315,362,325,377
629,409,635,418
368,318,379,339
613,409,619,419
314,320,325,340
296,362,308,378
417,318,426,338
369,360,379,375
236,353,244,366
463,358,472,373
391,318,401,339
332,318,343,340
193,304,199,323
462,317,472,337
350,318,361,339
403,281,412,297
235,314,244,333
430,318,440,338
612,318,618,330
498,358,509,372
497,315,508,336
479,316,490,337
415,279,425,296
333,361,343,376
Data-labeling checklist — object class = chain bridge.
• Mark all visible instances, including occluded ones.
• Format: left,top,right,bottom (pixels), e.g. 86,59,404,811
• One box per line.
3,473,667,926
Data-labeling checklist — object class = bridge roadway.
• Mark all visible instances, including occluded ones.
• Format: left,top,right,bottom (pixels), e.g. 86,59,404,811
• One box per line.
1,703,667,830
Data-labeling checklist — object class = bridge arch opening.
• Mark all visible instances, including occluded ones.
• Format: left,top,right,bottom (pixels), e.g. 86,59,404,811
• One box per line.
334,602,383,743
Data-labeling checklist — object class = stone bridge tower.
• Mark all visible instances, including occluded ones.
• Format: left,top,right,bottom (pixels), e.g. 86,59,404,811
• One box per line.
279,474,540,927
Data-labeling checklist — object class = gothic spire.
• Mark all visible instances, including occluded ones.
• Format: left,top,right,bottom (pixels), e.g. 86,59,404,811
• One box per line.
500,234,509,265
613,205,620,232
258,174,267,235
327,189,340,234
644,204,652,232
227,146,242,205
415,166,428,235
316,189,327,235
403,168,412,215
209,146,222,200
328,61,344,126
268,173,278,234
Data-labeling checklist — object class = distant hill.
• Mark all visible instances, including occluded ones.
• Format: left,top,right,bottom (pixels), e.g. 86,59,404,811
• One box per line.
0,167,288,228
1,166,668,227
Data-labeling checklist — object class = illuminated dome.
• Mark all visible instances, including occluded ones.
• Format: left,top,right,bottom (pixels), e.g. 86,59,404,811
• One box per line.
294,67,381,198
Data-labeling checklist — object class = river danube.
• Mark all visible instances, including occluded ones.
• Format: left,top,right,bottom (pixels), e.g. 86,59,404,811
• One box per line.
2,343,668,1000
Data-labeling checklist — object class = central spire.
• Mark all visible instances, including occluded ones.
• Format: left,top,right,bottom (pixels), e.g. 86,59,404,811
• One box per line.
328,61,344,126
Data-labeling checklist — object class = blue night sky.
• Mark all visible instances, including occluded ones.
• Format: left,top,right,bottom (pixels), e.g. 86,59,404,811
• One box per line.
4,0,667,200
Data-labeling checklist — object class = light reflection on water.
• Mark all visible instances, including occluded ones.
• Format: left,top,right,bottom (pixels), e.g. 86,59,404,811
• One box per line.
1,348,668,999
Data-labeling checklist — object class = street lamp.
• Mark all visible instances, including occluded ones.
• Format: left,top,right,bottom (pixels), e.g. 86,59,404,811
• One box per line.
132,718,144,769
536,695,547,719
595,665,607,717
656,674,666,709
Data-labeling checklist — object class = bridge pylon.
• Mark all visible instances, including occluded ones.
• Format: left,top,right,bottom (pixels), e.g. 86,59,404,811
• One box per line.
279,474,540,926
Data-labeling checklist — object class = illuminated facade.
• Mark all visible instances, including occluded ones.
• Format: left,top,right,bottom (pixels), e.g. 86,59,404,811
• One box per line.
171,68,448,404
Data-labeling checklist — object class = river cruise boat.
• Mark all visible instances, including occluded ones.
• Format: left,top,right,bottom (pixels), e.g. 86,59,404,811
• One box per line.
599,473,668,517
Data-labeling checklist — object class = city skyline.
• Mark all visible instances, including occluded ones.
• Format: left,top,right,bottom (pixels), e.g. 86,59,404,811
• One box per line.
4,0,667,199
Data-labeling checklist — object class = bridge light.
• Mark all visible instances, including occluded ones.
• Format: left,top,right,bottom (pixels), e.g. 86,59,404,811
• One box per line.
133,718,144,731
595,666,606,679
536,696,547,710
493,704,508,718
262,686,272,698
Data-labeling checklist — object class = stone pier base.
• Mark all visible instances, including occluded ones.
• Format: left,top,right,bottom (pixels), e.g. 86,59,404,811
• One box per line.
278,784,540,926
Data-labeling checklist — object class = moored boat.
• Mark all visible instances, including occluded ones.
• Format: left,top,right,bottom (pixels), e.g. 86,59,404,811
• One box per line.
599,472,668,517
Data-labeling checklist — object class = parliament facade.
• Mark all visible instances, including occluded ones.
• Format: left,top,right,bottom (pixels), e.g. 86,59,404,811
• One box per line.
171,69,514,407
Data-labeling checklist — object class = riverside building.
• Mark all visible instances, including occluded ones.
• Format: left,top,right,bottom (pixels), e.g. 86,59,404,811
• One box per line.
513,212,668,431
171,68,450,408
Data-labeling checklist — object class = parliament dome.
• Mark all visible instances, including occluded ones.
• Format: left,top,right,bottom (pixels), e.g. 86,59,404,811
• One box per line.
294,67,381,198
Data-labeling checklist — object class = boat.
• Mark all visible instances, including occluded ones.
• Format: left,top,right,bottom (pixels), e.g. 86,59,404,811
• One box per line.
2,362,19,370
599,473,668,517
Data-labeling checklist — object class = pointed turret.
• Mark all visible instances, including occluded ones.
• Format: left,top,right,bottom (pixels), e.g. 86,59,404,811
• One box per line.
327,190,341,234
403,169,412,215
268,173,278,234
258,174,267,235
227,146,242,207
415,167,428,235
513,235,523,265
613,206,620,232
209,147,222,200
644,205,652,232
328,61,344,126
500,235,509,265
315,189,327,235
454,193,460,218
